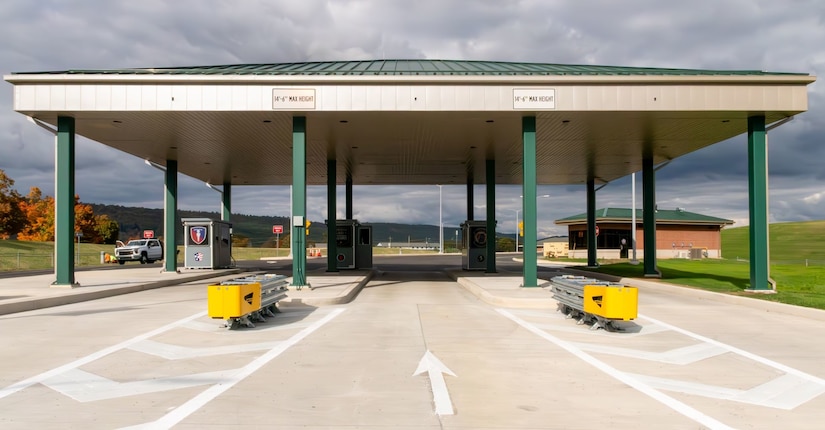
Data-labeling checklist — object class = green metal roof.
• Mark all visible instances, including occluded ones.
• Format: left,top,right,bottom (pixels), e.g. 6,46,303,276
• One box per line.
554,208,734,225
13,59,809,77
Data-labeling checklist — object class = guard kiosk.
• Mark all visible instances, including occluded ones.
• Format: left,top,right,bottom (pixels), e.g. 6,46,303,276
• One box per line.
461,220,488,270
182,218,233,269
335,219,373,269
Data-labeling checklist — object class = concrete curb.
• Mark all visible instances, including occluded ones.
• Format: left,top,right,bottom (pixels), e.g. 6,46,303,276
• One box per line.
561,267,825,322
446,270,556,310
0,269,246,316
280,270,375,307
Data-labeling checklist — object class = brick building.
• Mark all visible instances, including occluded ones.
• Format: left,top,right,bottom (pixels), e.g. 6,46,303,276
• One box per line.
554,208,734,259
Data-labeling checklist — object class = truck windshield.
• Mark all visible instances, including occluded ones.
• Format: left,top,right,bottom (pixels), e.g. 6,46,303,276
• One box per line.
126,240,146,246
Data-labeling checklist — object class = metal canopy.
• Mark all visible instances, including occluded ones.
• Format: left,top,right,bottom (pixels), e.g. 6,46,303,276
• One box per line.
5,60,814,187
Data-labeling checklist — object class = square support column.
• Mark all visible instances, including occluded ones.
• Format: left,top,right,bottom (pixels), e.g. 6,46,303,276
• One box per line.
466,174,474,221
747,115,771,291
163,159,178,273
291,117,308,287
485,159,496,273
53,116,76,287
221,182,231,221
522,116,538,287
345,175,353,220
642,155,660,277
327,159,338,272
586,178,597,267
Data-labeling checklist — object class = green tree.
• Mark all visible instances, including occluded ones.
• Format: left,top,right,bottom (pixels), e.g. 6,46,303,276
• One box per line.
94,215,120,244
0,169,26,238
496,237,515,252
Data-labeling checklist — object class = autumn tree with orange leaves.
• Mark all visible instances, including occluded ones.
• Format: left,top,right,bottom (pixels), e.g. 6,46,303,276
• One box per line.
17,187,56,241
0,169,26,239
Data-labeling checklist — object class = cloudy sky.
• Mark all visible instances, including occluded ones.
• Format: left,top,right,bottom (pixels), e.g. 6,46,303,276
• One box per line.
1,0,823,239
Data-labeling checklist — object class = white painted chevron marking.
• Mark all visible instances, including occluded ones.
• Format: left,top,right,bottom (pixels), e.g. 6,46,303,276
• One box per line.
498,308,736,430
129,339,282,359
183,319,315,333
131,308,346,429
512,309,669,337
0,311,206,400
627,373,825,410
42,368,235,403
571,342,727,364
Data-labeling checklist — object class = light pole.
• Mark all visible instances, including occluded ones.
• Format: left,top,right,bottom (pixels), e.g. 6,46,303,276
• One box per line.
517,194,549,253
504,208,521,252
514,209,521,252
437,185,443,254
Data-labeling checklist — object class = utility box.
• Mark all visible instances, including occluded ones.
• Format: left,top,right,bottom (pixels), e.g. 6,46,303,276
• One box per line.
461,220,488,270
335,219,373,270
335,220,357,269
355,224,373,269
182,218,233,269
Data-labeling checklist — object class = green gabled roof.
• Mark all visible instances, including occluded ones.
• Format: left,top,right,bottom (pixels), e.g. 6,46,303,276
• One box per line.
554,208,734,225
13,59,809,77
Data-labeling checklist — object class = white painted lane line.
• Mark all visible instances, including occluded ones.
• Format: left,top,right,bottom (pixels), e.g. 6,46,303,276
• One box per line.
413,350,457,416
627,373,825,410
128,339,282,360
638,314,825,387
42,368,237,403
0,311,206,400
130,308,346,429
497,309,736,430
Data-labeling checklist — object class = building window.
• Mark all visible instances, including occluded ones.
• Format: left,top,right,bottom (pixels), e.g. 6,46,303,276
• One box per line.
569,228,631,250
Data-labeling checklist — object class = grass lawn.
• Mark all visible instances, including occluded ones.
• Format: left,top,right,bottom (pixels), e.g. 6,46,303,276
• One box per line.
578,259,825,310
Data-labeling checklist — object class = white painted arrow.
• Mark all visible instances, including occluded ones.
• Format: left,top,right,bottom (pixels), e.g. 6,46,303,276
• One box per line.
414,350,456,415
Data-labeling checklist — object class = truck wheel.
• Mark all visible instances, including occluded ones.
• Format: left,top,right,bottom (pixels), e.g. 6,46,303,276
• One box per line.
118,260,125,265
140,253,148,264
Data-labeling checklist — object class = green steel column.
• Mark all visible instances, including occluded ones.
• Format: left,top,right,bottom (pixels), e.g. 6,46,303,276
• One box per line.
221,182,231,221
466,174,474,221
747,116,770,290
327,159,338,272
292,117,308,287
163,160,178,273
485,159,496,273
586,178,597,267
522,116,538,287
54,117,76,286
345,175,353,220
642,154,660,277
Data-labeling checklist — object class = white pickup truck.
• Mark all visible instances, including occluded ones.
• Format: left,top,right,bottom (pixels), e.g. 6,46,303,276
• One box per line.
114,239,164,264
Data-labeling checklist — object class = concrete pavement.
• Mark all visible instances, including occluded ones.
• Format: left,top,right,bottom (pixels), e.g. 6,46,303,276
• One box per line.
2,259,825,323
2,259,825,429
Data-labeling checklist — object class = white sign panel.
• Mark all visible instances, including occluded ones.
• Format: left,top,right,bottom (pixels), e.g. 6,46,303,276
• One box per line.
272,89,316,110
513,88,556,110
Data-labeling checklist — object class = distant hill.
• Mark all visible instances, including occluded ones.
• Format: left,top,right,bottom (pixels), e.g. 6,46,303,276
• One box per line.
722,220,825,261
90,204,471,247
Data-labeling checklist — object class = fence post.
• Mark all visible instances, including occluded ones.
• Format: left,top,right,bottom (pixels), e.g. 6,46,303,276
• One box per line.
17,251,20,269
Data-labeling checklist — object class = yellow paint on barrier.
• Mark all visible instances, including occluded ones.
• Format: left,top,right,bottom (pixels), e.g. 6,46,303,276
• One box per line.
583,285,638,320
207,283,261,319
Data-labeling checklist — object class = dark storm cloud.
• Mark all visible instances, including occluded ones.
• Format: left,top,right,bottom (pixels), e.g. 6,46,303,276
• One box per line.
1,0,823,229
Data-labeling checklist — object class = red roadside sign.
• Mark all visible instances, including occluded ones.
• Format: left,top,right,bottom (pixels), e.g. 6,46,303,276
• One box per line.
143,230,154,239
273,225,284,234
595,225,600,236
